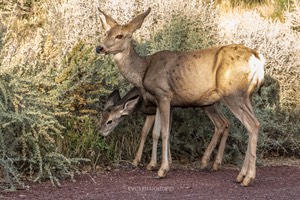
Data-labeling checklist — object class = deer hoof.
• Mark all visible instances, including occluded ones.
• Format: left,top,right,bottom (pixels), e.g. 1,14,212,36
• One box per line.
132,159,139,167
212,163,220,171
200,162,211,171
157,167,169,178
236,174,245,183
200,160,209,169
146,163,157,171
241,176,253,187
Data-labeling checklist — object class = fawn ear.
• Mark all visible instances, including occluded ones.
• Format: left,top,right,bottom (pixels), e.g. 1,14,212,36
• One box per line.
104,90,121,110
127,8,151,32
98,8,119,31
121,96,140,116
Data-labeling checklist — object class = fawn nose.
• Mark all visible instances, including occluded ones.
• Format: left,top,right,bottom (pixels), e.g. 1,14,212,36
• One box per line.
96,46,104,54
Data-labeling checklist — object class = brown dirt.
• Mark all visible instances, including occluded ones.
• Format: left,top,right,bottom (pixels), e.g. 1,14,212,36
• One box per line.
1,161,300,200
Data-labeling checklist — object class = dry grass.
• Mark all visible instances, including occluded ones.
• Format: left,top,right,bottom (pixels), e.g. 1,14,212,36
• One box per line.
0,0,299,189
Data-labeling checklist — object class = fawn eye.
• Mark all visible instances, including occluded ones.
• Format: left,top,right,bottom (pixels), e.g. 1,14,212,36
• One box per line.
115,34,123,39
107,120,112,125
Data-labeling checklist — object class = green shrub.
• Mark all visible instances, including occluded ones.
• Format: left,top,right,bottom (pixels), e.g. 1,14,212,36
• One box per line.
0,0,299,191
0,74,88,190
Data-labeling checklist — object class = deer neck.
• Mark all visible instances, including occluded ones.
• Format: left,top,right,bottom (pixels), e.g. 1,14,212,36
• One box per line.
113,43,147,88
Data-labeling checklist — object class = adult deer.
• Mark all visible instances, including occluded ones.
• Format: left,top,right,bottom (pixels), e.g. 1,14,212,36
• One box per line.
99,87,230,171
96,8,265,186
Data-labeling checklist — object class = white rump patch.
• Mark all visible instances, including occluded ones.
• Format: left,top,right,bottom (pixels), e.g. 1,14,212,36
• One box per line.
248,54,265,88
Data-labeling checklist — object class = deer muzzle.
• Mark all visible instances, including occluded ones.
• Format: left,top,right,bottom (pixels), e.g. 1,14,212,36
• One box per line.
96,46,105,54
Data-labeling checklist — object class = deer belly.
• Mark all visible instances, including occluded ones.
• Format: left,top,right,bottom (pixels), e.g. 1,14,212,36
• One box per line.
169,78,220,106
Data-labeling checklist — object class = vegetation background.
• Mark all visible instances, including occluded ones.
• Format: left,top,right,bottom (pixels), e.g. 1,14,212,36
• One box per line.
0,0,299,190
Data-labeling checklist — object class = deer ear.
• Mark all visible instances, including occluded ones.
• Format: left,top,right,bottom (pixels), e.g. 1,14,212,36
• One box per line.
121,96,140,116
127,8,151,32
98,8,118,31
104,90,121,110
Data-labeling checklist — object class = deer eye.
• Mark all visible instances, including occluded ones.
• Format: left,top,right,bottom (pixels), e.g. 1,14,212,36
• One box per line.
107,120,112,125
115,34,123,39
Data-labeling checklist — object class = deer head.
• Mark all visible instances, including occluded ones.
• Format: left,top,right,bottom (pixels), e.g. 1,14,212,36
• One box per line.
98,90,140,136
96,8,151,55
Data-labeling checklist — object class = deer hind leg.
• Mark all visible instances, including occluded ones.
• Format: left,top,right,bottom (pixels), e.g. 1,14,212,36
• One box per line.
147,110,161,171
224,97,260,187
133,115,155,166
213,115,230,171
201,104,230,171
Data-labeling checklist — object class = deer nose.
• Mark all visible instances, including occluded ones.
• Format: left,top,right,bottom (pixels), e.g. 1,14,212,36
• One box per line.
96,46,104,54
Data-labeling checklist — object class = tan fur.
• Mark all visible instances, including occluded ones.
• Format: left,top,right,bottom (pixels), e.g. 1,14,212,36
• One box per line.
96,8,265,186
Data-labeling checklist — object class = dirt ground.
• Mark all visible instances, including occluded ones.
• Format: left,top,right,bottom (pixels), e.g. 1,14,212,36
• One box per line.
1,160,300,200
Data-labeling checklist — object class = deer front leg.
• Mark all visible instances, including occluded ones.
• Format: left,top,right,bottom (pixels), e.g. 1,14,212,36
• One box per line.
147,110,161,170
133,115,155,166
157,99,171,178
147,110,172,170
